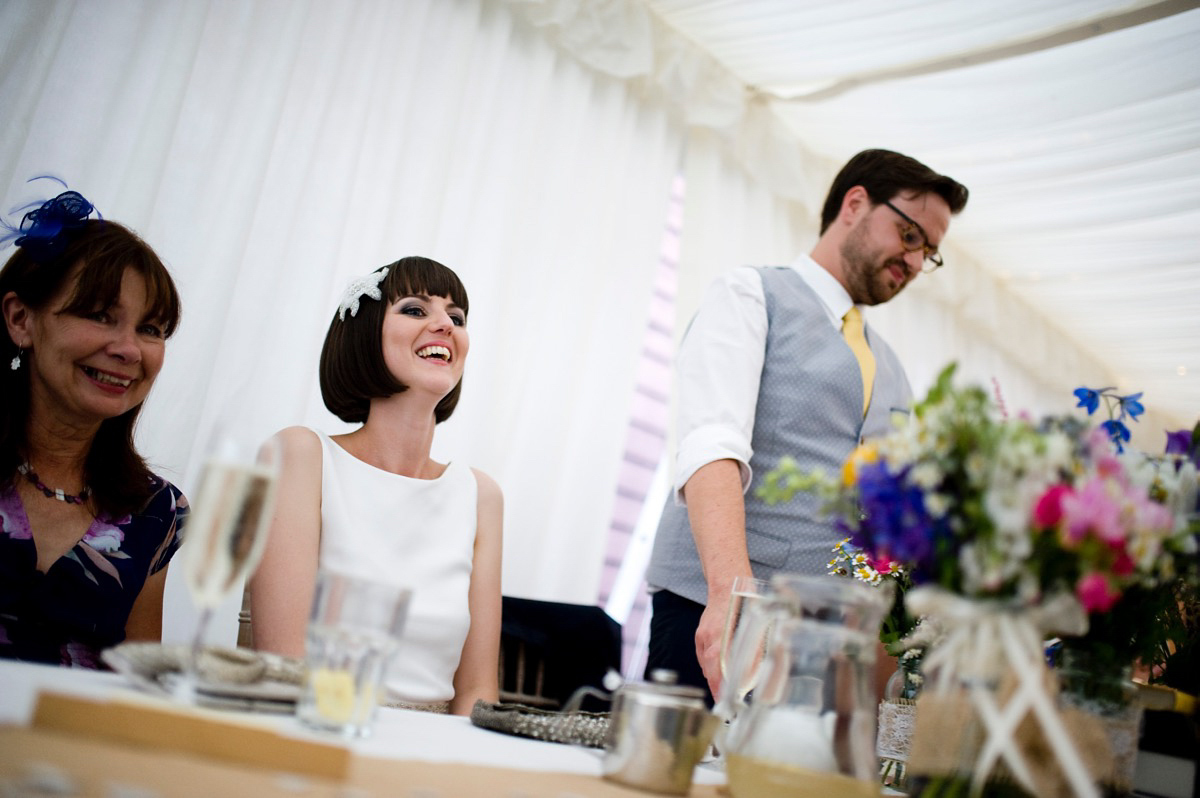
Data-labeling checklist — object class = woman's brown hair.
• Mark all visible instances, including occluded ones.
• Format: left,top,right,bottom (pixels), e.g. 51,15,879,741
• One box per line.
0,219,182,517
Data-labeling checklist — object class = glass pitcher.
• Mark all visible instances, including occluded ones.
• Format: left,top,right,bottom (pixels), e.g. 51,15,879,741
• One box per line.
718,573,893,798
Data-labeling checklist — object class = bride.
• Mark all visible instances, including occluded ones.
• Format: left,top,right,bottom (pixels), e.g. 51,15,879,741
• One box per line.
250,256,502,715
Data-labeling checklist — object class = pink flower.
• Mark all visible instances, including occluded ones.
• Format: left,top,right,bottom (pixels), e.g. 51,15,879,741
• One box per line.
1076,572,1121,613
1131,497,1173,536
1086,427,1126,475
1033,484,1071,528
1095,454,1125,481
1060,479,1124,546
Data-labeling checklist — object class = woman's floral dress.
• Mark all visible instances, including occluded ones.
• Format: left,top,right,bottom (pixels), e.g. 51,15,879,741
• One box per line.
0,477,188,668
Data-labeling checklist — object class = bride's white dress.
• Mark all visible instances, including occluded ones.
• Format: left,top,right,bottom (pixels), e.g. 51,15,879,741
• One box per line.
312,430,477,705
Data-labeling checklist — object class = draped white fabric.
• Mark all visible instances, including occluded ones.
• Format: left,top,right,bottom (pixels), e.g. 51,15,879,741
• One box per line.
4,0,1195,641
0,0,682,636
507,0,1199,440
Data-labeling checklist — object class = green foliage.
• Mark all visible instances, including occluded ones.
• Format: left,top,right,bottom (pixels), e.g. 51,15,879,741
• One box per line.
755,456,828,506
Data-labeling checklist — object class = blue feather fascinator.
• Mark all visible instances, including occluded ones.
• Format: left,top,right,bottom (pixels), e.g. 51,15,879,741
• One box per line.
1,176,101,261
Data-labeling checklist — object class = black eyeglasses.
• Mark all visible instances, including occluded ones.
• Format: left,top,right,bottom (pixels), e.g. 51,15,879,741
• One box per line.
883,200,944,272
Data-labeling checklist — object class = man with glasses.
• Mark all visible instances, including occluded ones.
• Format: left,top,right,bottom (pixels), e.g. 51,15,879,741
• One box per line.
645,149,969,702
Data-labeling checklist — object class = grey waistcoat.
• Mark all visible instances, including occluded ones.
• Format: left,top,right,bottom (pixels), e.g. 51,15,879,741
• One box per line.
645,266,912,605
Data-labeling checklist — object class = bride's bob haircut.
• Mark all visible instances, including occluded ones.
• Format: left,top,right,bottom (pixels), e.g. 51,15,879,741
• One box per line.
319,255,469,425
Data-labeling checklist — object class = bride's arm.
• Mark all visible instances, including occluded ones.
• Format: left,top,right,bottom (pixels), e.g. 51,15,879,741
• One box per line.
248,426,324,658
449,469,504,715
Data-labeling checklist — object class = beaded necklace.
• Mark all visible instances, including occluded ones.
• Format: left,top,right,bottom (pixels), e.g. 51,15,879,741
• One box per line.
16,462,91,505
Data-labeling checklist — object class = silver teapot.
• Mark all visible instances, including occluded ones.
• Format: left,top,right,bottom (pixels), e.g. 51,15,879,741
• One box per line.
599,669,717,795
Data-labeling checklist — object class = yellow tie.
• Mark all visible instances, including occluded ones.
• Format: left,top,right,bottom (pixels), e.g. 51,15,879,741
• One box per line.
842,307,875,416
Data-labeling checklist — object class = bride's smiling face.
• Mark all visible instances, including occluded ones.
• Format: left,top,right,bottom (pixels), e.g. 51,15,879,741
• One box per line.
381,292,468,400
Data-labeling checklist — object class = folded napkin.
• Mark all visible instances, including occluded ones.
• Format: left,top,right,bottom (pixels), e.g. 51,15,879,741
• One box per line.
103,642,304,685
470,700,610,748
101,643,304,712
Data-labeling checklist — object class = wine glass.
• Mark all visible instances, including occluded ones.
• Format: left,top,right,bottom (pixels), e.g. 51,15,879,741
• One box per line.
174,430,281,701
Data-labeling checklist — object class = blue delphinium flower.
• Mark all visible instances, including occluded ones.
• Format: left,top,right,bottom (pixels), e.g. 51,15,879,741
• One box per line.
1116,392,1144,421
853,462,939,577
1101,419,1132,452
1075,386,1145,452
1073,387,1103,415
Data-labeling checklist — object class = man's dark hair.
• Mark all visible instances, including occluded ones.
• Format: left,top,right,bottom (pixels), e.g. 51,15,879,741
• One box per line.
820,149,969,234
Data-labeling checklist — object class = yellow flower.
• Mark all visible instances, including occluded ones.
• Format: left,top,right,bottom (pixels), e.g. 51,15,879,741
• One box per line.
842,443,879,487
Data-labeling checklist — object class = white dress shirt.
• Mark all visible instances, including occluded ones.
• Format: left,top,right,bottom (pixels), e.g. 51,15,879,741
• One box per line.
672,254,856,502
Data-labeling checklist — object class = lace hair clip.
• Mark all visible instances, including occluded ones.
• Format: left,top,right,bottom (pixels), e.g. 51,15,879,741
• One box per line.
338,266,389,321
1,176,101,260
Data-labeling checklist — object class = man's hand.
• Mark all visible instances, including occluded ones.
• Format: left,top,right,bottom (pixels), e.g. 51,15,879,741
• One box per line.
695,591,730,698
681,459,753,700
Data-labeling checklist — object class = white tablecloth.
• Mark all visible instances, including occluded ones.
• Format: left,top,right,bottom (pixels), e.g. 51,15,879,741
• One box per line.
0,659,724,786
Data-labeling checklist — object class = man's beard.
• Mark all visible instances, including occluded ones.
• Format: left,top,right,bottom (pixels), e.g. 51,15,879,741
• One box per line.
840,221,908,306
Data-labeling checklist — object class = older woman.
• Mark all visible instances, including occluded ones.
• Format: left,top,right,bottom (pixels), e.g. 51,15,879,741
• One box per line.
0,186,186,668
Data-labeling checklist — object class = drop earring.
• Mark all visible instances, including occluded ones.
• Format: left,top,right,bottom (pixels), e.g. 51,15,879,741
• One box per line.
10,348,21,371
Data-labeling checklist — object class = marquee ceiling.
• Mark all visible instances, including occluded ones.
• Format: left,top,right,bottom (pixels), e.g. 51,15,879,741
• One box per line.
642,0,1200,428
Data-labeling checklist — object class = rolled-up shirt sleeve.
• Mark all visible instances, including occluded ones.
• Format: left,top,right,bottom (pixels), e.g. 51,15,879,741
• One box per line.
672,266,767,503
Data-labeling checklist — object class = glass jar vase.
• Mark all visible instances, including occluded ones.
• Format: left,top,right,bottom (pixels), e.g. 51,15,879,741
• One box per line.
1055,647,1142,797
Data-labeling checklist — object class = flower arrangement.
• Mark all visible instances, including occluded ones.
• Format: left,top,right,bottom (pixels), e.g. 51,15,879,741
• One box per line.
1060,384,1200,695
760,365,1198,625
759,364,1200,795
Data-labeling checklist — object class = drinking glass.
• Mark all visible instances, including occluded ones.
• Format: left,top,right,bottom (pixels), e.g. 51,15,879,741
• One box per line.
718,576,770,701
295,569,412,737
174,431,281,701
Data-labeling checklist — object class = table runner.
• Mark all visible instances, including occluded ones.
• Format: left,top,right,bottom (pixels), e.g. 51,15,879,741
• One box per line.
0,727,724,797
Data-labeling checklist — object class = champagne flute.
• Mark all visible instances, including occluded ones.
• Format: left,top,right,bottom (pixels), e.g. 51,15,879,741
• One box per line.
174,430,281,701
712,576,771,760
718,576,770,699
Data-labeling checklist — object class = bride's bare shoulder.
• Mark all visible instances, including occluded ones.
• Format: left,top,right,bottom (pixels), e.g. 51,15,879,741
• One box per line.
470,468,503,505
271,426,323,470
